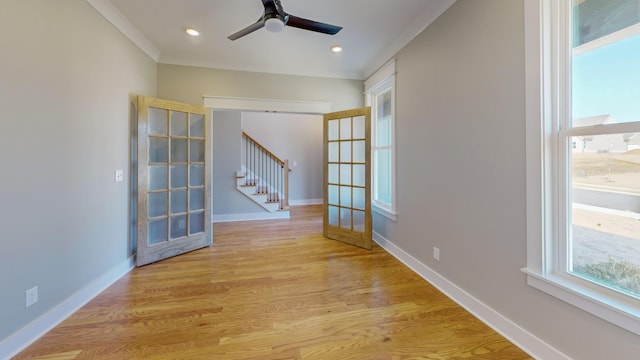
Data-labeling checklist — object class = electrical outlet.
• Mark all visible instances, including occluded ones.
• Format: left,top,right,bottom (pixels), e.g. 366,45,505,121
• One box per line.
26,286,38,308
114,169,124,182
433,247,440,261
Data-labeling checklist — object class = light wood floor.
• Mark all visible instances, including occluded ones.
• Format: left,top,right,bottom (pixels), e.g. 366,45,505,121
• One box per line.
15,205,531,359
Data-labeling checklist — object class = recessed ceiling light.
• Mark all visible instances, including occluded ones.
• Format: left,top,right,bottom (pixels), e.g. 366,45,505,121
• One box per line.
186,28,200,37
331,45,343,53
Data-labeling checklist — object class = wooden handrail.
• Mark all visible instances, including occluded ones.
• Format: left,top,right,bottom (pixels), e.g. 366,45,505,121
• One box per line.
241,131,290,210
242,131,285,167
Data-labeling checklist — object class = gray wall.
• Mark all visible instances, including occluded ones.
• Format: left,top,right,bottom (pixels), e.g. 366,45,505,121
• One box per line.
0,0,156,343
374,0,640,358
157,63,363,112
212,111,265,215
242,112,324,204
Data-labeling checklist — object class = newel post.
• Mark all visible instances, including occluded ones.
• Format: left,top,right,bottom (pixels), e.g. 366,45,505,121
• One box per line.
283,159,290,209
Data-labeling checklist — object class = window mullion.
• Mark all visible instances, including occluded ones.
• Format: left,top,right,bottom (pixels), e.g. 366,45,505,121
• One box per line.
554,0,572,277
555,131,571,275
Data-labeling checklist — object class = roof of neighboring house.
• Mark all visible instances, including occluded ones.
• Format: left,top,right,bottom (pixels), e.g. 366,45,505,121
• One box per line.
573,114,615,127
626,133,640,145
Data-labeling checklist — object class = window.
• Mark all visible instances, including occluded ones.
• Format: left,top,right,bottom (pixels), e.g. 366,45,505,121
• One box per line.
524,0,640,334
365,60,397,220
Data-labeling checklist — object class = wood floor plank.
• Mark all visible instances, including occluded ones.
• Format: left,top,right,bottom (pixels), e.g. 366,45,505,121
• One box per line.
14,205,531,359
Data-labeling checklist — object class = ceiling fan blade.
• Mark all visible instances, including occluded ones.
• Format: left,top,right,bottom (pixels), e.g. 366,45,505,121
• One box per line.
261,0,278,9
228,19,265,40
286,15,342,35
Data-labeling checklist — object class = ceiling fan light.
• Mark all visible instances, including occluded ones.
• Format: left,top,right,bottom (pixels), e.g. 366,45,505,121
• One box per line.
265,17,285,33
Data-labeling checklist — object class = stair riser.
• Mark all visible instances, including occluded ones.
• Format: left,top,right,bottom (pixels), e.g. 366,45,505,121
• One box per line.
236,177,287,213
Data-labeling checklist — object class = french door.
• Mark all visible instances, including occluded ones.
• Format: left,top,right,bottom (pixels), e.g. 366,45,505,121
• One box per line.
136,96,211,266
323,107,372,249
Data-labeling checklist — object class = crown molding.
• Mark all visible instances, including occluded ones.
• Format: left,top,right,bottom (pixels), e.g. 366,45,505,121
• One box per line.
159,55,364,80
363,0,457,79
86,0,161,62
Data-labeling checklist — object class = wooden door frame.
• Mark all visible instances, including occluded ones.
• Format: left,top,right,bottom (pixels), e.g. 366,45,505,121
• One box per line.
202,96,333,223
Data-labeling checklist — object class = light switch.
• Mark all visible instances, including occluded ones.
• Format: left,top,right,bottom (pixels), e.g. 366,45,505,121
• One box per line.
115,169,124,182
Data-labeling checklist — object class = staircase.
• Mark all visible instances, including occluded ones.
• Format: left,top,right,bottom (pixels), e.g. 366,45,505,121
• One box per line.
236,131,290,215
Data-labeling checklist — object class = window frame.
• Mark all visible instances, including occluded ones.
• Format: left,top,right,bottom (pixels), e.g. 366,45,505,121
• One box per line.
523,0,640,335
365,60,397,221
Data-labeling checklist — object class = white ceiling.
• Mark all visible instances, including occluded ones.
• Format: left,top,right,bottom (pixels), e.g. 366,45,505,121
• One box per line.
89,0,456,80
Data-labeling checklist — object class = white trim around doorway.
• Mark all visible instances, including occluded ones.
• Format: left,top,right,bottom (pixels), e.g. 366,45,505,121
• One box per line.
203,96,331,114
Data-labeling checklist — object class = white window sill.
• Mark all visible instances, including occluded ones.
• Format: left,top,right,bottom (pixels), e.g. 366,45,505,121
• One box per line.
372,204,397,221
521,268,640,335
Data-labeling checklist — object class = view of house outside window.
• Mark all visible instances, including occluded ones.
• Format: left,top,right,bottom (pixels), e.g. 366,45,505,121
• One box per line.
569,0,640,297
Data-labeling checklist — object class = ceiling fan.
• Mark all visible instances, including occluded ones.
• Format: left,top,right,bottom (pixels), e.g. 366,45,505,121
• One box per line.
228,0,342,40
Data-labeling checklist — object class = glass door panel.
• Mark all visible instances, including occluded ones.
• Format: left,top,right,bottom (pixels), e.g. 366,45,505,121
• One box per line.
149,138,168,163
340,118,352,140
170,165,188,188
328,120,339,140
190,114,205,137
190,212,205,234
148,219,168,245
353,165,366,187
340,208,352,230
149,108,168,134
170,215,187,239
340,164,352,185
190,165,204,186
328,206,339,226
189,189,205,211
328,185,339,205
190,140,205,162
148,192,168,218
149,166,167,190
170,190,187,214
353,116,366,139
170,111,187,136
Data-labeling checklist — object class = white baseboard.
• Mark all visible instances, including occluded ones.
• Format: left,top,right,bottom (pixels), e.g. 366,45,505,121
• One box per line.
0,256,136,360
372,232,570,360
213,211,290,223
289,199,323,206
